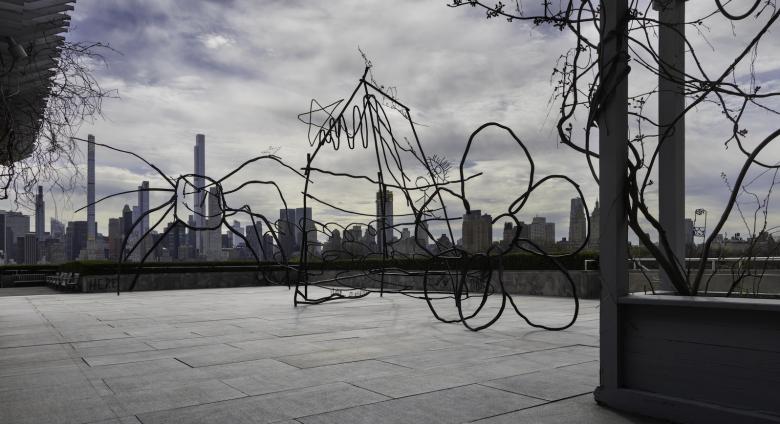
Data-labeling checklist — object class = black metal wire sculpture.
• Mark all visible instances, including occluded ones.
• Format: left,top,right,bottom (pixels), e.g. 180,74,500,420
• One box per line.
70,0,780,339
81,66,586,332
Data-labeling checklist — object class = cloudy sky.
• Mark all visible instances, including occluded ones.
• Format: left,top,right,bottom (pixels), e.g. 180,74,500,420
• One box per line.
6,0,780,243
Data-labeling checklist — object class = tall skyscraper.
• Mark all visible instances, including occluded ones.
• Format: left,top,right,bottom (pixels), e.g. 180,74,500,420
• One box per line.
35,186,45,241
262,234,274,261
568,198,586,245
128,204,142,260
187,215,197,256
277,209,296,260
49,218,64,240
131,206,140,235
65,221,87,261
205,186,222,259
545,221,556,245
232,220,243,246
193,134,206,252
138,181,150,235
87,134,96,242
122,204,133,239
462,210,492,253
375,190,393,253
162,221,186,260
108,217,123,260
588,200,600,249
23,233,38,264
1,211,30,263
529,216,555,246
246,221,264,260
294,207,314,249
502,222,516,245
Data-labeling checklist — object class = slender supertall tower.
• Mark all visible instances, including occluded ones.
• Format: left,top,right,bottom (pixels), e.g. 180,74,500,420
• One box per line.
194,134,206,252
87,134,96,242
35,186,45,240
138,181,150,235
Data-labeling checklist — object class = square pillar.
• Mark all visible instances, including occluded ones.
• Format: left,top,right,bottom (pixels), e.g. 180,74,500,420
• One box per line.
657,0,686,291
598,0,629,392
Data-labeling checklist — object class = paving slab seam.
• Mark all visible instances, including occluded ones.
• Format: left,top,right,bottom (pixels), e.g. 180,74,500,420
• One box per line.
218,378,255,397
351,381,480,401
474,382,558,402
97,377,117,395
276,355,403,370
372,358,416,370
0,340,71,349
129,380,388,422
552,359,598,370
343,381,398,398
466,392,599,423
172,357,195,368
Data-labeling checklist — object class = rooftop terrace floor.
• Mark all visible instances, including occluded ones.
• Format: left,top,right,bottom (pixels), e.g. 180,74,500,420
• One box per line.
0,286,663,423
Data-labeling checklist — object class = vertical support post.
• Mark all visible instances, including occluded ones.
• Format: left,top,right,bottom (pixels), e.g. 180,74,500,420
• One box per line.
598,0,629,394
657,0,686,291
87,134,96,243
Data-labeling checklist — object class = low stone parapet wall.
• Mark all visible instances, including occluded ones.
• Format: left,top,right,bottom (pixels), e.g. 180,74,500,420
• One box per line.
80,269,602,299
627,270,780,294
300,270,602,299
78,269,780,298
80,271,264,293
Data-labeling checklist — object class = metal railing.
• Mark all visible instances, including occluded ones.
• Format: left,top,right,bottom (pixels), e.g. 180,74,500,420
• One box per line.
583,257,780,271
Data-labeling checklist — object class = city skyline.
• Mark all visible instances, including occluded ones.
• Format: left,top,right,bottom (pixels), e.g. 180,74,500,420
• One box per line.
0,0,774,246
5,178,713,264
0,131,707,264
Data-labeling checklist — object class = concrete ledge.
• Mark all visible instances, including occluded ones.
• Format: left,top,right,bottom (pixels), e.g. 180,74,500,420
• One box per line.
78,269,602,298
80,271,265,292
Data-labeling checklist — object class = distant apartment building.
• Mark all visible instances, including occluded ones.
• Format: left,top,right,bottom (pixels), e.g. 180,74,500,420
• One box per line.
43,238,66,263
462,210,493,253
65,221,88,261
529,216,555,247
0,211,30,264
23,233,38,264
588,200,600,250
205,186,223,260
569,198,586,246
294,207,315,249
50,218,65,240
277,209,297,260
232,220,243,247
246,222,265,260
108,218,123,260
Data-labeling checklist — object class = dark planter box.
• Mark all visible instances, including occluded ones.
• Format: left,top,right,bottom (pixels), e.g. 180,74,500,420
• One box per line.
595,294,780,423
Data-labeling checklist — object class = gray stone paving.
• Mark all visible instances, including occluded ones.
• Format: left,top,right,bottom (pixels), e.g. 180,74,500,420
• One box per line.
0,286,664,423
